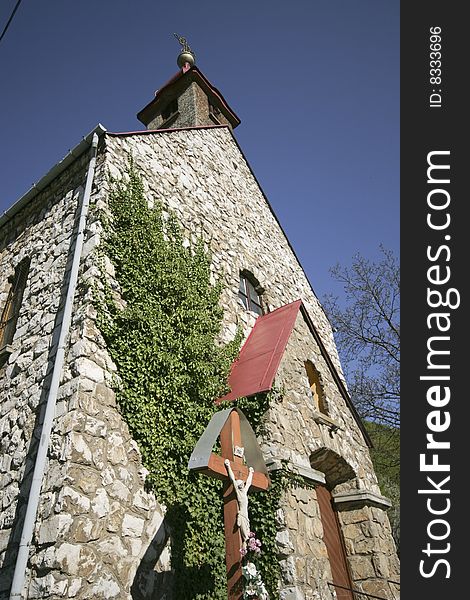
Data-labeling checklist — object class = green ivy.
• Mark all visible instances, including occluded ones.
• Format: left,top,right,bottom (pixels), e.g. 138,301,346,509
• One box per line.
95,162,306,598
96,161,242,598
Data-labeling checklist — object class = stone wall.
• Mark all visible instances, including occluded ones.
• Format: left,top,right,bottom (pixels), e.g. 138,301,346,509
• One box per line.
1,152,91,597
271,311,376,489
339,506,400,600
264,311,399,599
0,124,399,598
0,147,170,599
103,127,399,599
104,128,342,369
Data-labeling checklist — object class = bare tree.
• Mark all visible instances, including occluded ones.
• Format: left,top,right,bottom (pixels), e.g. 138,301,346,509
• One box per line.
323,246,400,429
323,247,400,551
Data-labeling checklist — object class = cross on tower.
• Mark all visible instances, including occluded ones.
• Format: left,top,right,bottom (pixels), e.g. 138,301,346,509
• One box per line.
189,408,270,599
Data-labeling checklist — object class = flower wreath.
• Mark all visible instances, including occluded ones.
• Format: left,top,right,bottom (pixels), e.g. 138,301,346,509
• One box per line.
241,532,269,599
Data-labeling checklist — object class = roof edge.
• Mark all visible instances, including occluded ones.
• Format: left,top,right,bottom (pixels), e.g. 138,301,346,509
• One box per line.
107,123,229,138
137,66,241,128
298,303,373,448
105,125,324,313
0,124,107,230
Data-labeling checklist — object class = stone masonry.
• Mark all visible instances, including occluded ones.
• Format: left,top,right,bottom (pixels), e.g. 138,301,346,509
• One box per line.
265,311,400,599
101,126,399,599
0,144,170,599
0,93,399,597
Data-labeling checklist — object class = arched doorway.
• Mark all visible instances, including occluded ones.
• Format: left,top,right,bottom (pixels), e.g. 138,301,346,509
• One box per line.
310,448,356,600
316,485,354,600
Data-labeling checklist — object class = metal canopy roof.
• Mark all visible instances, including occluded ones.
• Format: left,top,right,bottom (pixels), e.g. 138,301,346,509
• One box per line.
137,65,241,128
188,407,269,482
217,300,301,404
215,299,372,448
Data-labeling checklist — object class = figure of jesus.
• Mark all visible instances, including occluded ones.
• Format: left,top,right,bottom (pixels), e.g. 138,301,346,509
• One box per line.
224,459,254,548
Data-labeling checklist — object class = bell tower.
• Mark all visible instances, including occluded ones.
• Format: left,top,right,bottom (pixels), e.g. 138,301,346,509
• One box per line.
137,35,240,131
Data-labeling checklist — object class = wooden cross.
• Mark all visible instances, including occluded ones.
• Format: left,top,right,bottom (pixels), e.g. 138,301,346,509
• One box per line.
200,410,270,600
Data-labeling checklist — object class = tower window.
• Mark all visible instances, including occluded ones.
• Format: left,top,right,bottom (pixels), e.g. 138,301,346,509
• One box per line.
209,102,222,124
305,360,328,414
238,272,263,316
0,258,31,358
161,98,178,121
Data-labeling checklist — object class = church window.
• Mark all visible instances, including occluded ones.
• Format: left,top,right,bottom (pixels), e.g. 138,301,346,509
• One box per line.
209,102,222,124
209,102,221,117
305,360,328,414
161,98,178,121
238,272,263,316
0,258,30,357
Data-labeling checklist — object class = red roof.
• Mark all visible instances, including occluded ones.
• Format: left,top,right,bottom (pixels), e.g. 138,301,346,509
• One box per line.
217,300,302,403
137,65,240,128
216,299,372,448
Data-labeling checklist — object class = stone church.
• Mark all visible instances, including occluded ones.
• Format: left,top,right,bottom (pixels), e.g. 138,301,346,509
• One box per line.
0,43,399,600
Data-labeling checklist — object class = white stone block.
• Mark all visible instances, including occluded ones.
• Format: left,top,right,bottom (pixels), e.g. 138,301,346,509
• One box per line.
89,575,121,599
122,513,145,537
56,543,81,575
91,488,110,518
67,578,82,598
75,357,105,383
37,514,73,545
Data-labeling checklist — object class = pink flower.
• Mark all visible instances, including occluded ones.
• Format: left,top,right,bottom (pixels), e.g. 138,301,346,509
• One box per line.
247,536,262,553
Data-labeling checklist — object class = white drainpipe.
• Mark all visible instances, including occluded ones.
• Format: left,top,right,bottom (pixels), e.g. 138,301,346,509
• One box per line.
9,133,100,599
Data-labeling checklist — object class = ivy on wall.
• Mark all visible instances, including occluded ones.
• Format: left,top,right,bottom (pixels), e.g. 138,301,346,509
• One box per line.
96,162,302,598
96,162,239,598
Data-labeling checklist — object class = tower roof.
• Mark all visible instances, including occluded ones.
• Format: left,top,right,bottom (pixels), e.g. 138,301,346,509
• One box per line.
137,65,241,130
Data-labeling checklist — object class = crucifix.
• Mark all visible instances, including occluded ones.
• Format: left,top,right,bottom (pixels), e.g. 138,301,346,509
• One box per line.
188,408,270,600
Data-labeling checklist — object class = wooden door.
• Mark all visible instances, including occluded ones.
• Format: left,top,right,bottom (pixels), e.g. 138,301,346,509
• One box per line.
316,485,354,600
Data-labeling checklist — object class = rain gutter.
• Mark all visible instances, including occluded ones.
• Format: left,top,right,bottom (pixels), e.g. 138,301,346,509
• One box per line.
9,130,102,599
0,124,107,230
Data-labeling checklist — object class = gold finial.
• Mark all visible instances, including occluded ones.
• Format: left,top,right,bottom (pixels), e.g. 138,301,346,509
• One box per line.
174,33,196,70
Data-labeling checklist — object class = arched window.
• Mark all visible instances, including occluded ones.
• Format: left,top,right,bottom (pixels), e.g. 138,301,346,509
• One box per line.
0,257,30,360
305,360,328,414
238,271,263,316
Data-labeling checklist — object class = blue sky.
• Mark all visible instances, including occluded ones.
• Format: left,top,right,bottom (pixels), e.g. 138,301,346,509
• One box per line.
0,0,399,301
